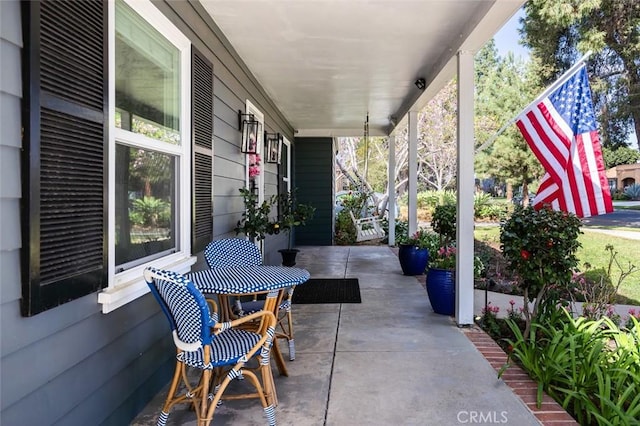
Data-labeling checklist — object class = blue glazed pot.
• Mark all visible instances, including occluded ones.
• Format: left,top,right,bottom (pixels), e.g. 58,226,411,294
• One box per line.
398,244,429,276
426,268,455,315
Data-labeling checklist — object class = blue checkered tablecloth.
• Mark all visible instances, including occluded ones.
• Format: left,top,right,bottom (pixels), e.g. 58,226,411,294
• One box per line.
187,266,310,294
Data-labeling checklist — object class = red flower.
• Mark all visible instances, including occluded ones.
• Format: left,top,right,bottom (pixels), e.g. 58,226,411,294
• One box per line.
520,249,530,260
547,240,554,248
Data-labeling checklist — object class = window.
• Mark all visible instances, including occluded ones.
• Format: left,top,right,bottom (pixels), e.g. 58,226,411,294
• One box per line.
23,0,204,315
99,0,195,312
281,137,292,193
113,0,182,271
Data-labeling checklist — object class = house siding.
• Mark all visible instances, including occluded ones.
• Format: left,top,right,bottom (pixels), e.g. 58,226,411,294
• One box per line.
294,137,334,246
1,0,298,424
606,163,640,191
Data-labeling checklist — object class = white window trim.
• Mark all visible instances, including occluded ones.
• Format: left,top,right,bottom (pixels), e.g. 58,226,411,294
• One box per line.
243,100,265,252
245,100,265,203
282,136,291,193
99,0,195,313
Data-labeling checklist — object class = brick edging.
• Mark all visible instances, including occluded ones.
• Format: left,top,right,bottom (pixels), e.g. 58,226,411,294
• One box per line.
463,327,579,425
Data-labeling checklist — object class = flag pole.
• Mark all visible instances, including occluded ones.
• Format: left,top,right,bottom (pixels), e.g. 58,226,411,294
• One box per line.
475,50,593,154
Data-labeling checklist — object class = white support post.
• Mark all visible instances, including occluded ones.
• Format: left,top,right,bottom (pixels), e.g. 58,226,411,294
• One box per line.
407,110,418,236
456,51,475,326
387,135,396,246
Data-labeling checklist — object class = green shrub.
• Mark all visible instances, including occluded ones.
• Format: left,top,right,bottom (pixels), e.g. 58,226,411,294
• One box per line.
624,183,640,201
335,209,356,245
431,204,457,246
381,219,409,244
611,190,630,201
500,206,582,338
501,310,640,425
417,189,456,209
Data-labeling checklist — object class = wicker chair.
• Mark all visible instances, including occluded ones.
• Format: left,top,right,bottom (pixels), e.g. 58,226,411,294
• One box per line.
204,238,297,361
144,267,277,426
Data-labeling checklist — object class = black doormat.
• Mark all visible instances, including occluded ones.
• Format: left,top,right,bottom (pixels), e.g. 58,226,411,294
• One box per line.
292,278,361,304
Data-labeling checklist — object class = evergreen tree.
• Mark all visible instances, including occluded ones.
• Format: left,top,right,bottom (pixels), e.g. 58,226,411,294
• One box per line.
475,50,544,202
522,0,640,148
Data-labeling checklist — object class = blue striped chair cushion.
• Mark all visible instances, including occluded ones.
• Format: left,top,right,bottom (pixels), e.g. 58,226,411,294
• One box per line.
178,329,262,369
204,238,262,268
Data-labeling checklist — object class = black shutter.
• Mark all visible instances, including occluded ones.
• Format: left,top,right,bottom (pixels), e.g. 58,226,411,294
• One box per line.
21,0,107,316
191,47,214,253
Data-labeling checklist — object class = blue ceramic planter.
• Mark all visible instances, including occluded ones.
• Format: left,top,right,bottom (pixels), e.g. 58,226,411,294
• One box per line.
398,244,429,276
426,267,455,315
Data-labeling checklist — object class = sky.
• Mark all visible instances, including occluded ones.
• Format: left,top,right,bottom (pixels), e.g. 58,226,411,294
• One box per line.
491,7,639,149
493,8,530,60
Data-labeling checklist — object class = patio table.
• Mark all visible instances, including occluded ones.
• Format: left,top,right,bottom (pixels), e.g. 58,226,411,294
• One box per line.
187,265,310,405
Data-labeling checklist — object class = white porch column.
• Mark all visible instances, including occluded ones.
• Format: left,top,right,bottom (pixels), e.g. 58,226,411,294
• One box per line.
407,110,418,236
387,135,396,246
456,50,475,326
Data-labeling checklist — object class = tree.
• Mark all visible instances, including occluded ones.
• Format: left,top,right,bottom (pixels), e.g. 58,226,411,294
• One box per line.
603,146,640,168
475,51,544,203
417,80,458,191
521,0,640,148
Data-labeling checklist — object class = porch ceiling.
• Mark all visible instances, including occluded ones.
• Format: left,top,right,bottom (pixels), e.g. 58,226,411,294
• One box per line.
199,0,525,137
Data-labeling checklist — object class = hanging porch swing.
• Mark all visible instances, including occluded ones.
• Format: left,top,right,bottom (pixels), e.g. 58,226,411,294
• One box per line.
348,114,386,242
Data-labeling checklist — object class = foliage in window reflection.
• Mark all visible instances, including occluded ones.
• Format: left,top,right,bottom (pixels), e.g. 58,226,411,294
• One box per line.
130,196,170,228
130,149,173,197
131,116,180,145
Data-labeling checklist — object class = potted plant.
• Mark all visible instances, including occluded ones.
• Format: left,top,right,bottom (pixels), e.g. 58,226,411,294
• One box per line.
426,203,485,315
397,228,438,276
431,204,456,247
273,190,316,266
234,187,275,242
426,245,457,315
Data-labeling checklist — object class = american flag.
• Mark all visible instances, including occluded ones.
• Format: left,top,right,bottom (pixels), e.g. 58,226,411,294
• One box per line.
515,65,613,218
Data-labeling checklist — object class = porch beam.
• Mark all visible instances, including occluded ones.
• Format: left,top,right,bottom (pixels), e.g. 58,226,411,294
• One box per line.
455,50,475,326
407,110,418,236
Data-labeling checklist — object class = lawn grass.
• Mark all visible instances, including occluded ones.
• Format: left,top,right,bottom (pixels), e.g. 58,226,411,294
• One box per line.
474,226,640,305
614,204,640,211
583,225,640,232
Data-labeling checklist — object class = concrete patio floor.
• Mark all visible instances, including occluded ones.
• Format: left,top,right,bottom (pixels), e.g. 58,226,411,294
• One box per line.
132,245,541,426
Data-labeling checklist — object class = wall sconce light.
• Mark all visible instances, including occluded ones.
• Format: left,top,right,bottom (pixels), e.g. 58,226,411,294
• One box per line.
238,110,261,153
414,78,426,90
264,131,282,164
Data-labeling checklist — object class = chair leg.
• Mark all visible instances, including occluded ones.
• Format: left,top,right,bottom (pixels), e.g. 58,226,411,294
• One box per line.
284,309,295,360
203,367,276,426
155,360,182,426
275,311,295,361
287,339,295,361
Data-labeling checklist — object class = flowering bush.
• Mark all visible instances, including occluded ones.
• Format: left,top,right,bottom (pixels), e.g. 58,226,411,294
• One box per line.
506,299,523,321
500,205,582,338
398,227,439,251
429,244,485,277
430,245,457,269
248,154,261,178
